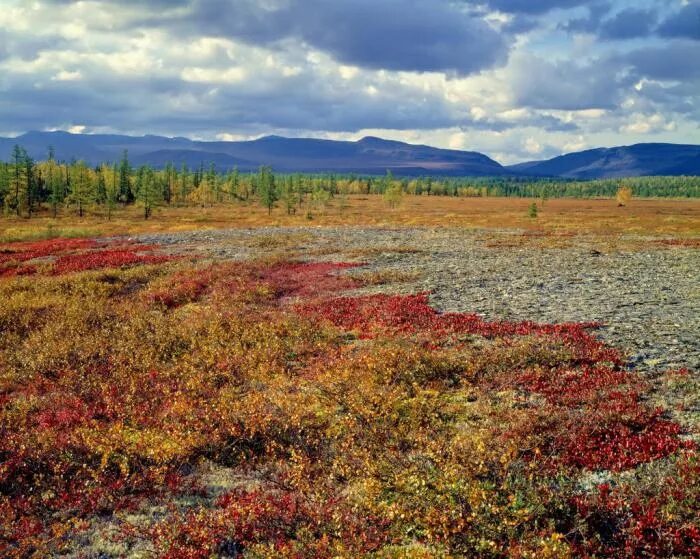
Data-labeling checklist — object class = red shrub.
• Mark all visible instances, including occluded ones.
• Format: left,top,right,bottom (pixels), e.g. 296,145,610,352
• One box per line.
562,411,688,471
572,475,700,558
0,264,38,278
0,238,100,265
255,261,360,298
149,489,390,559
298,291,620,366
52,249,172,274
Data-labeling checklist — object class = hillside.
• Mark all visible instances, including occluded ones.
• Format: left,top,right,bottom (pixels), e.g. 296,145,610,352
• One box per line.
2,132,699,178
509,143,700,179
0,132,507,176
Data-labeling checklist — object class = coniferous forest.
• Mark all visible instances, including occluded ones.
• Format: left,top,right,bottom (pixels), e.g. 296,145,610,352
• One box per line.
2,145,699,219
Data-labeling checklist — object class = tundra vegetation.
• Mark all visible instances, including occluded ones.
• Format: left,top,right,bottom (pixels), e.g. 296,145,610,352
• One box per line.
0,229,697,558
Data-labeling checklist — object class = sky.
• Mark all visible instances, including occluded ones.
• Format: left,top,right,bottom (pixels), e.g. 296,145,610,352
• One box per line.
0,0,698,163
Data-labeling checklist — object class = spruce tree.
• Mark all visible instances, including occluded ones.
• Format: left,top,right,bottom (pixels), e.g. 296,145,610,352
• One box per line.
118,150,133,204
258,166,278,215
10,145,27,216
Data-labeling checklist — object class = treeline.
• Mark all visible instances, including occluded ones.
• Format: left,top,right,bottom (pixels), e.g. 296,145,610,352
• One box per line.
1,145,699,219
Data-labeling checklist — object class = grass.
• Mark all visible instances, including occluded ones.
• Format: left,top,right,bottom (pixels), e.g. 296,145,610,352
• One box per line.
0,225,101,243
1,196,699,238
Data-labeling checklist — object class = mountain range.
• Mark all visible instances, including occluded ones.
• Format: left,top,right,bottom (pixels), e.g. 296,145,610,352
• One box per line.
1,131,699,179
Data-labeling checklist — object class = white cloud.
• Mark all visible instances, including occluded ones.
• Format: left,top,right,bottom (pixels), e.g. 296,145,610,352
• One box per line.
181,66,247,83
523,137,542,154
52,70,81,81
620,113,677,134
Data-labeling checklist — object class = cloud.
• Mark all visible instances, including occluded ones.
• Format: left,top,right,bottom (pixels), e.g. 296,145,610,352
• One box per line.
598,8,657,40
484,0,592,14
72,0,512,75
509,54,623,111
657,2,700,41
620,41,700,81
560,4,657,40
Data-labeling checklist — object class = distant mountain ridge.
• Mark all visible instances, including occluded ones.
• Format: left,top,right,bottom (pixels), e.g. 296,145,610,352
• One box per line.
0,131,506,177
0,131,698,178
508,143,700,179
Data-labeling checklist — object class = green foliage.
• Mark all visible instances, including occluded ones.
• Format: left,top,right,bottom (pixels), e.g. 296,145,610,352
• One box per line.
135,165,162,219
118,149,133,204
67,160,95,217
1,144,698,223
382,171,403,208
528,202,538,218
258,165,278,214
281,175,297,215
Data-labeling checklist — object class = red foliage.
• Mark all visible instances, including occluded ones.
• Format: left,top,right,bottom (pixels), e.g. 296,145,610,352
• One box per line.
517,366,691,471
0,237,174,277
0,264,38,278
572,472,700,558
561,409,688,471
148,261,359,309
518,366,635,407
52,248,172,275
254,261,360,299
298,291,620,364
34,395,91,430
149,275,212,308
150,489,390,559
0,238,100,265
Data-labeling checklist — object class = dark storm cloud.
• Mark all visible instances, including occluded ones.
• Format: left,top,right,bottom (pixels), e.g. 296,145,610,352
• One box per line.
598,8,657,40
559,3,657,39
484,0,593,14
634,80,699,116
558,2,611,33
620,41,700,81
657,2,700,41
0,63,461,135
44,0,511,75
174,0,511,75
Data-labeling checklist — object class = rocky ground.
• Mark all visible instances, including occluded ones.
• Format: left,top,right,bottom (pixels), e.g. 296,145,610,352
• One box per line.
137,226,700,375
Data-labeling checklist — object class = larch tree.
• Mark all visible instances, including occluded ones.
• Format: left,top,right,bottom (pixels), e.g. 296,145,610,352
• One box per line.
101,163,119,220
45,147,64,218
228,166,240,201
136,165,160,219
68,160,95,217
178,164,189,204
281,175,296,214
616,185,633,207
258,165,278,214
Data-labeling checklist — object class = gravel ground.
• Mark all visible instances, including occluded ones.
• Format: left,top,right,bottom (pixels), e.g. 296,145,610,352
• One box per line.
137,226,700,374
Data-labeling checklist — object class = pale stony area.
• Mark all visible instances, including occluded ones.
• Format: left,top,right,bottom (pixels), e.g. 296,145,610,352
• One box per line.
137,226,700,375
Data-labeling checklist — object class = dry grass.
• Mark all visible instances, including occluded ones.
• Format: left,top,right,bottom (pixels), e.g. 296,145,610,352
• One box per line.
348,268,421,285
1,196,699,240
